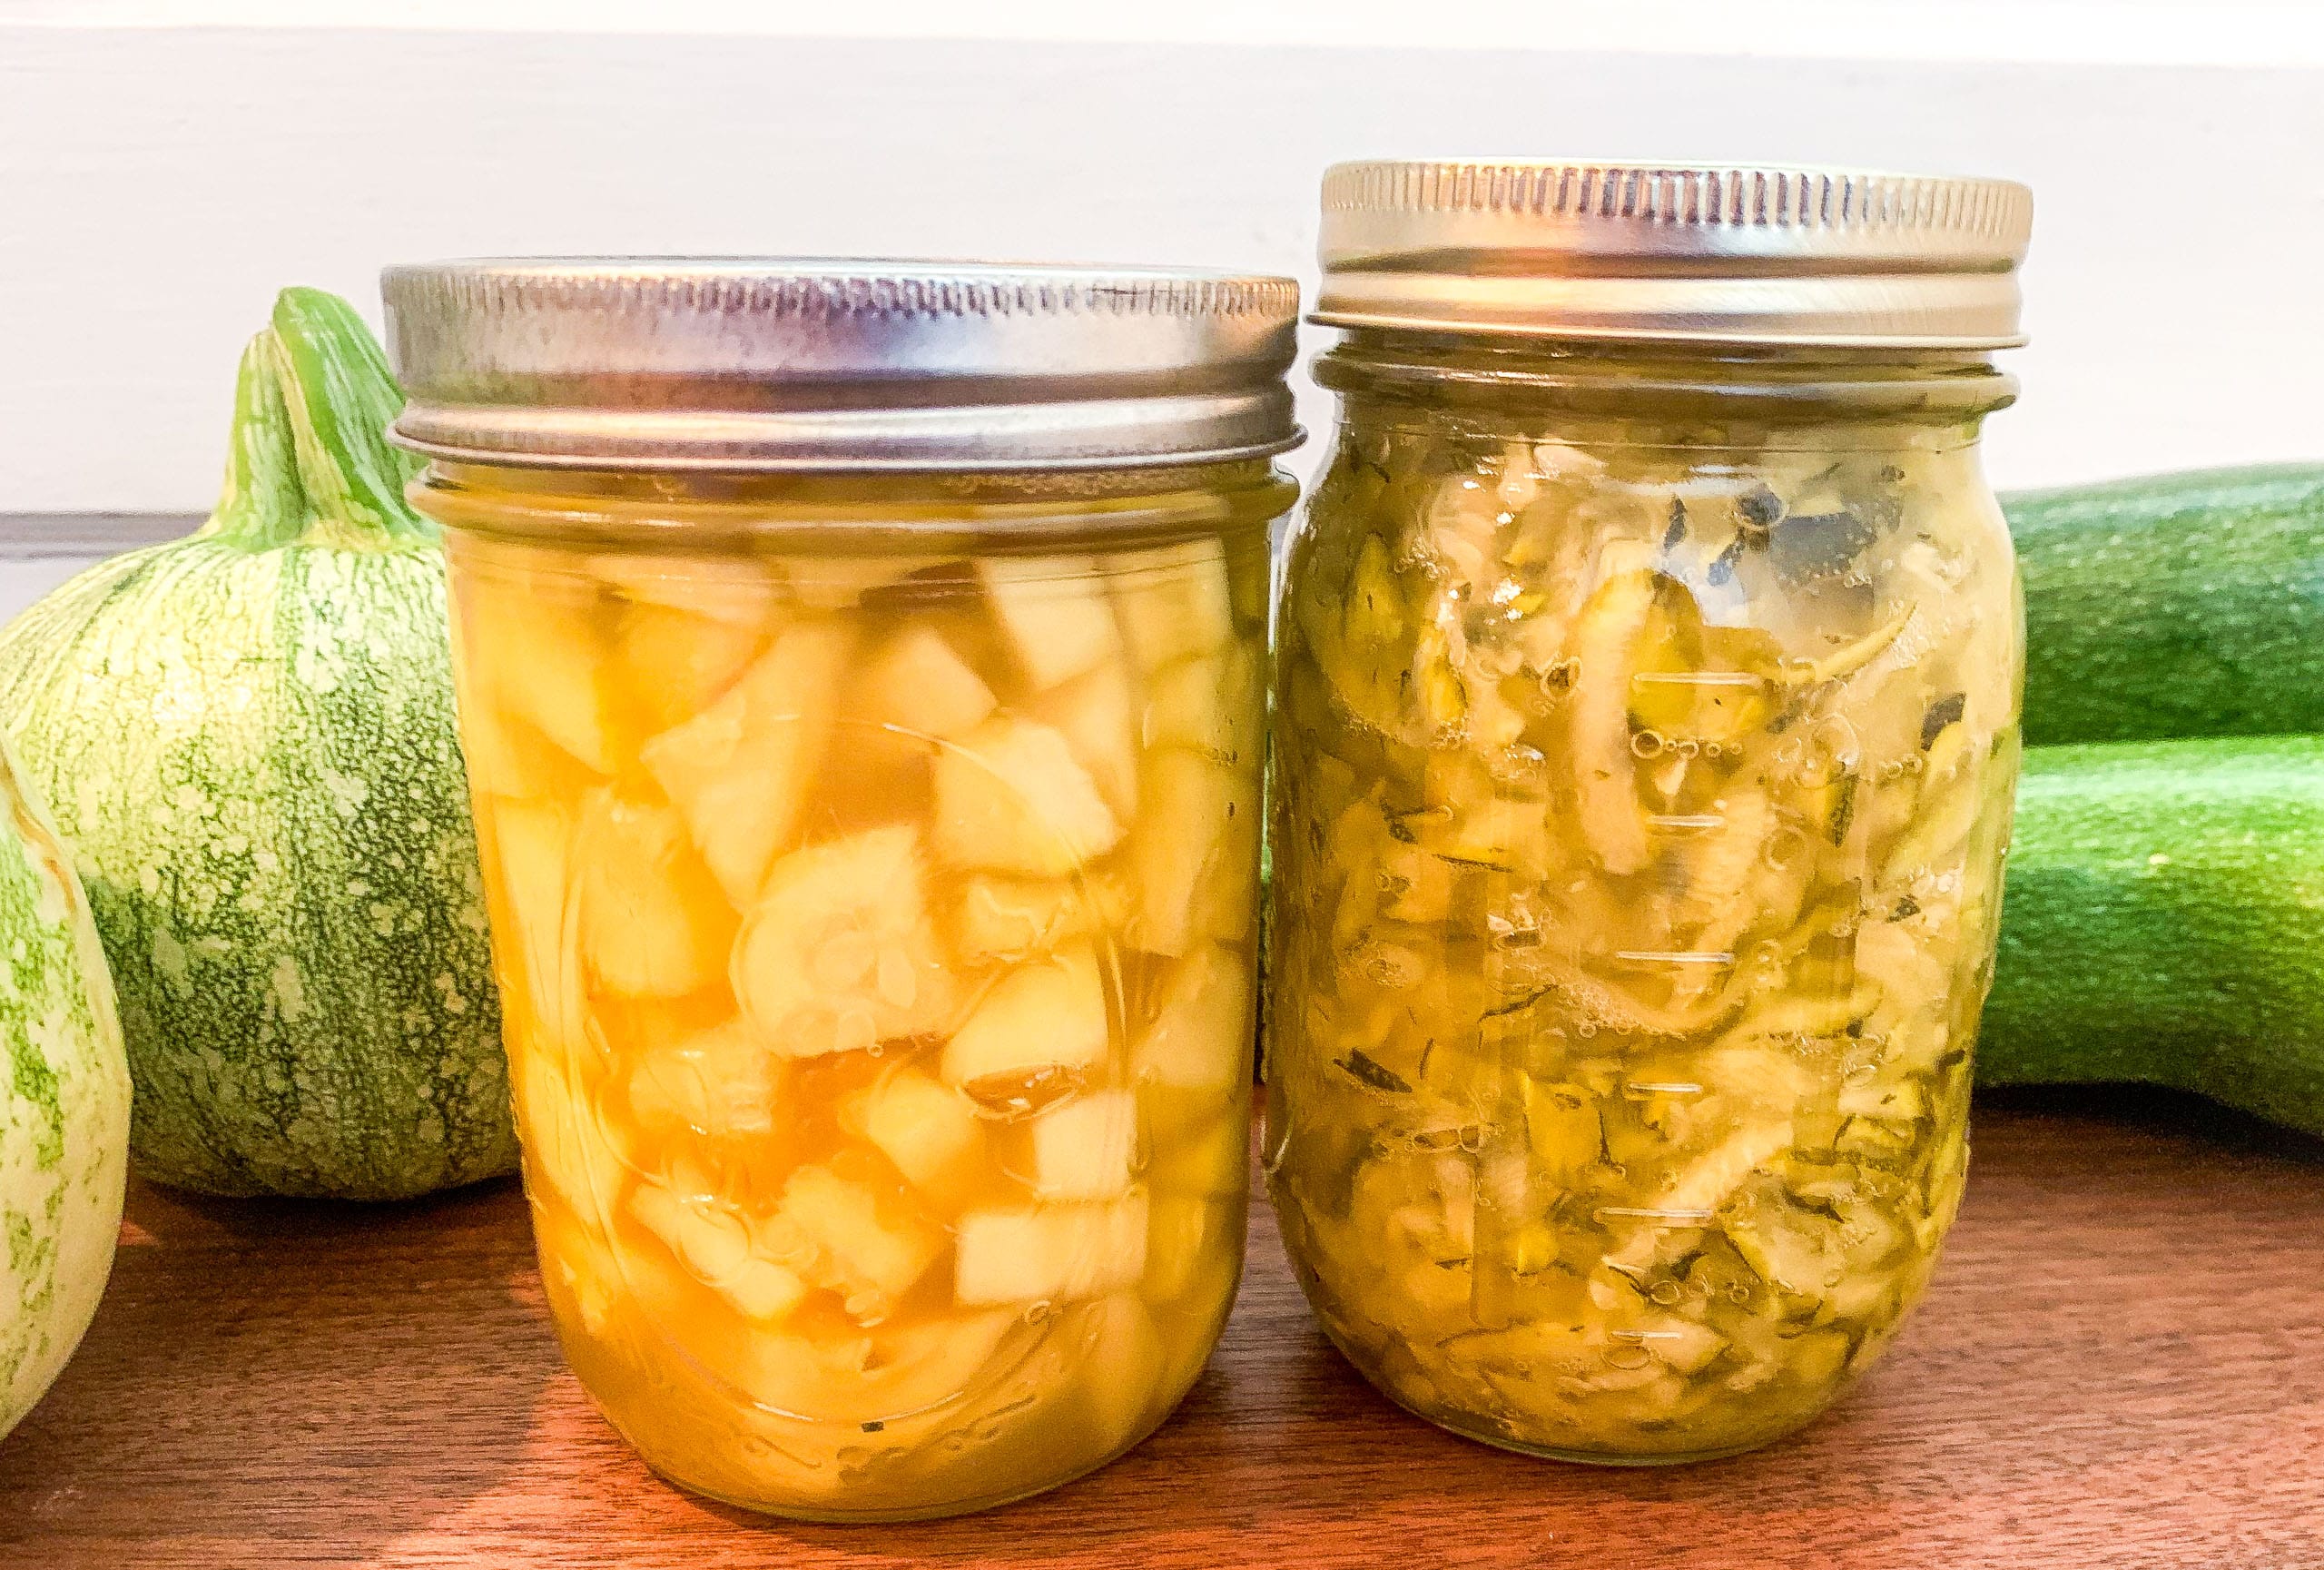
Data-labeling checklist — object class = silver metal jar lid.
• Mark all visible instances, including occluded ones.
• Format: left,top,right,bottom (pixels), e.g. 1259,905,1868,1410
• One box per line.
380,260,1303,471
1315,161,2034,350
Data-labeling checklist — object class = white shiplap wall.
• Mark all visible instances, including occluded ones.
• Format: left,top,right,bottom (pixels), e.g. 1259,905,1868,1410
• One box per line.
5,7,2324,525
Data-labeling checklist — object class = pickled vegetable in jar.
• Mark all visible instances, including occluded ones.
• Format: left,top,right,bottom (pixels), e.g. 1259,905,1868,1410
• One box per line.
1266,163,2033,1462
385,262,1297,1519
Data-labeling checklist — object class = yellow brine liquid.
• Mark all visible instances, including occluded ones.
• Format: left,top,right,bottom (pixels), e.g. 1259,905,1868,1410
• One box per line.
417,462,1286,1519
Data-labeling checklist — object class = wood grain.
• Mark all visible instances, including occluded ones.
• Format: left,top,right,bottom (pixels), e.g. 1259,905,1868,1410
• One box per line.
3,1087,2320,1570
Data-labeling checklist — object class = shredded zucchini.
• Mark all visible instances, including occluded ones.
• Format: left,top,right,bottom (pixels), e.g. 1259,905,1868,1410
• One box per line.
1270,414,2018,1459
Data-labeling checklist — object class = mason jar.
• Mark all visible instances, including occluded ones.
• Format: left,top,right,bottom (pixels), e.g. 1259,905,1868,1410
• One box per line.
1265,163,2032,1461
384,261,1295,1519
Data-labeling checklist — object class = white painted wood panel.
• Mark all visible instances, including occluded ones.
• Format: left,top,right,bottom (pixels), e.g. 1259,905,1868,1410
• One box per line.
13,1,2323,66
0,556,114,627
5,18,2323,510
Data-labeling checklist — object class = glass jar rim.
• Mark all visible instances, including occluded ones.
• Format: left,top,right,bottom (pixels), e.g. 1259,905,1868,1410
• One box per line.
1314,327,2019,422
409,456,1300,554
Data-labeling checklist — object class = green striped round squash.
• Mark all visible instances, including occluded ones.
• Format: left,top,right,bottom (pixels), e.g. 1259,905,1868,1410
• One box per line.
0,290,512,1200
0,730,130,1438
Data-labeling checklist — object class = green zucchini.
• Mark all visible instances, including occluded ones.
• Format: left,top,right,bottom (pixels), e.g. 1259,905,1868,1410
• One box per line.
0,290,511,1200
0,731,130,1439
2009,464,2324,746
1979,734,2324,1133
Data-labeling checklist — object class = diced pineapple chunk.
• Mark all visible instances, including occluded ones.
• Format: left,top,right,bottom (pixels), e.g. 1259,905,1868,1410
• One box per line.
1227,541,1267,623
1140,646,1261,772
484,796,581,1046
510,1042,625,1224
573,793,734,998
1075,1293,1167,1450
765,1163,944,1318
978,555,1122,691
842,1068,986,1196
721,1252,811,1331
640,620,852,905
1143,1104,1245,1197
740,1310,1019,1427
734,824,957,1058
462,588,615,773
1030,1091,1138,1200
629,1178,809,1323
590,551,783,623
1125,750,1252,956
932,716,1122,877
613,602,768,734
954,1192,1151,1305
458,700,590,802
528,1197,625,1339
941,943,1111,1089
1143,1194,1234,1304
952,874,1122,963
1032,660,1139,820
1111,538,1235,677
863,624,997,742
1188,781,1261,947
625,1014,778,1140
1129,944,1252,1095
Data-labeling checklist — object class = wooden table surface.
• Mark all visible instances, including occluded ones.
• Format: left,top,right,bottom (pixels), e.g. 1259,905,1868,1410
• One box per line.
3,1087,2319,1569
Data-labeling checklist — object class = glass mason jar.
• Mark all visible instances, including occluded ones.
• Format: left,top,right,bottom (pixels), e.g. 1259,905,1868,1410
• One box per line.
1265,163,2033,1462
384,262,1298,1519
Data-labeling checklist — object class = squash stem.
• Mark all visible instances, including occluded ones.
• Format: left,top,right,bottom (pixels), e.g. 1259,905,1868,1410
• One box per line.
202,333,306,550
197,288,434,553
